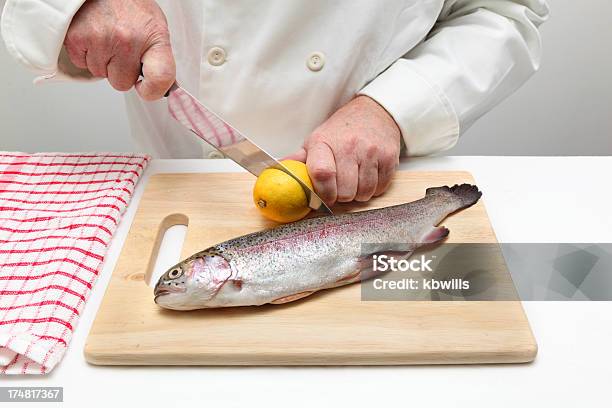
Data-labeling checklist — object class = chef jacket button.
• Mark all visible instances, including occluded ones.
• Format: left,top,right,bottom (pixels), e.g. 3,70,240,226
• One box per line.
208,150,225,159
307,52,325,71
207,47,227,66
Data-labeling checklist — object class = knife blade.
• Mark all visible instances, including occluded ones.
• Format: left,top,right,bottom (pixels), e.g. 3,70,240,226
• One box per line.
165,83,332,215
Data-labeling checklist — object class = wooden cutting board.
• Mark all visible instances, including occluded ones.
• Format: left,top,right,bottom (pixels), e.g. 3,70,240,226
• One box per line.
85,171,537,365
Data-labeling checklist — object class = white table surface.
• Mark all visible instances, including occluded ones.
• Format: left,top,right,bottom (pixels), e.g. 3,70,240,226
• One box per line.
4,156,612,408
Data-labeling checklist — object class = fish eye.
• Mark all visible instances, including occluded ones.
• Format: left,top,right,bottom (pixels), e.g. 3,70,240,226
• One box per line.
167,267,183,279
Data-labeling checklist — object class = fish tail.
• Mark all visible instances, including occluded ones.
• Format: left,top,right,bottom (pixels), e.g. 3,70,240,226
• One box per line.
425,184,482,210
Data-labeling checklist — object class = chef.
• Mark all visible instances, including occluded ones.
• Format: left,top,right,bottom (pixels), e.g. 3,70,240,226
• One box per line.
1,0,548,205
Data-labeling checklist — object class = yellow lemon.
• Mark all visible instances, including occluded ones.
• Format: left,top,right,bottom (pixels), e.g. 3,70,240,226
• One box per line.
253,160,313,223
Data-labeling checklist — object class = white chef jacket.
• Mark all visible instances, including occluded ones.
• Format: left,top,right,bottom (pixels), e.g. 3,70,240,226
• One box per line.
1,0,549,159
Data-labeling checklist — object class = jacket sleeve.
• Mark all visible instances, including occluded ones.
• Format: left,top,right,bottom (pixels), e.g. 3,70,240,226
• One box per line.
1,0,89,81
359,0,549,156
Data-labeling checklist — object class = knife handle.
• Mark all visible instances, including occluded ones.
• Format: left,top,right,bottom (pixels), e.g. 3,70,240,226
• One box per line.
139,63,171,98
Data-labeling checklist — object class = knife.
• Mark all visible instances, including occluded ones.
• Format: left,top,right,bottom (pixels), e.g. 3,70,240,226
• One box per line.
163,82,332,215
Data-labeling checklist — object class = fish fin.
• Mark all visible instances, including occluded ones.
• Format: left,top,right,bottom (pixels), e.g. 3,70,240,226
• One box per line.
426,184,482,211
335,270,361,284
270,291,315,304
420,225,450,244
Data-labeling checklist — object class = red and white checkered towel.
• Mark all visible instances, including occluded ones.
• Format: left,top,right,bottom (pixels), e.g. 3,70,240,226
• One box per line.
0,152,149,374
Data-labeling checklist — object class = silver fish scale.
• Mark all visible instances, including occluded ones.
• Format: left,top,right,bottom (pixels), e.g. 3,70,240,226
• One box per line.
155,185,481,309
212,193,462,304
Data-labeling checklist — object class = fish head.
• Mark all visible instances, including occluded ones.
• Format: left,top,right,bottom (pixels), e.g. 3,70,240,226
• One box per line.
154,249,233,310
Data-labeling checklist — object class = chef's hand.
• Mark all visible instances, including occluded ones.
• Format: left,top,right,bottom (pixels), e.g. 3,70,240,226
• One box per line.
286,96,401,206
64,0,175,100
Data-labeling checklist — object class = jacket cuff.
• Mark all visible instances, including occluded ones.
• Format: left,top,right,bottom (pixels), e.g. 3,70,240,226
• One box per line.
359,60,460,157
1,0,87,78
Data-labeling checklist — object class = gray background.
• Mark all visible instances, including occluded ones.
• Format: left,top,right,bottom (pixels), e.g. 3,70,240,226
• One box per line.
1,0,610,155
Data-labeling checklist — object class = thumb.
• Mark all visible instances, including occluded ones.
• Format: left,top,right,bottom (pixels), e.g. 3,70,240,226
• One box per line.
136,39,176,101
282,147,307,162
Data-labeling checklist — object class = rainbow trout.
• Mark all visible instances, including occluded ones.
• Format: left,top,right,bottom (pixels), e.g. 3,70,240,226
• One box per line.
154,184,481,310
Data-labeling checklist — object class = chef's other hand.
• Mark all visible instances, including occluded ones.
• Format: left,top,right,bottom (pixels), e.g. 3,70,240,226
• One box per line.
286,96,401,206
64,0,176,100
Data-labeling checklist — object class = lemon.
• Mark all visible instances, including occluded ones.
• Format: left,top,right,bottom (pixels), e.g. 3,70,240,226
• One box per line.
253,160,313,223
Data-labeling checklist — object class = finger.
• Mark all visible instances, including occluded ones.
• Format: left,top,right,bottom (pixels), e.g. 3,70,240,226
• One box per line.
374,160,397,197
107,53,141,91
64,16,89,69
85,48,110,78
355,160,378,202
335,158,358,202
282,148,307,162
305,142,337,206
64,42,88,69
136,41,176,101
